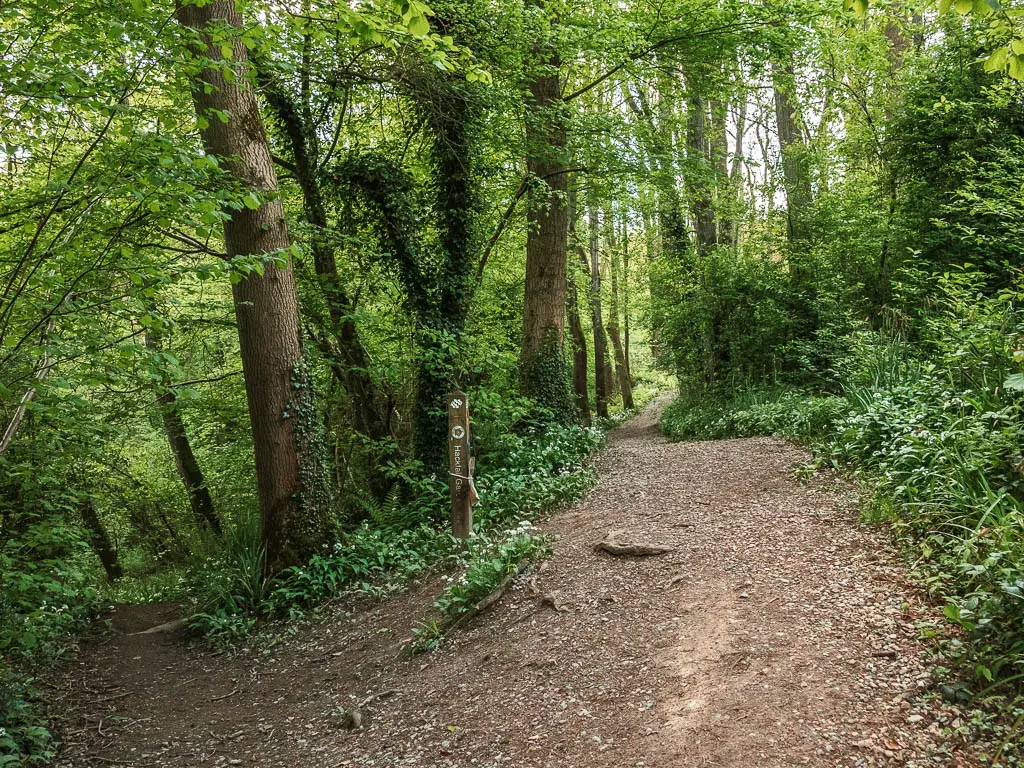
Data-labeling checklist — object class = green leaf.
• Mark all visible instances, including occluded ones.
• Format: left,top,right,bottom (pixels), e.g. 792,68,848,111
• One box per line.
408,13,429,37
939,0,953,13
1012,39,1024,55
242,193,261,210
955,0,973,14
1009,55,1024,80
983,47,1007,72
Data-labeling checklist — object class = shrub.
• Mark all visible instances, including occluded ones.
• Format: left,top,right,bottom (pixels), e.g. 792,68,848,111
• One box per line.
413,525,551,651
187,409,608,645
661,389,848,443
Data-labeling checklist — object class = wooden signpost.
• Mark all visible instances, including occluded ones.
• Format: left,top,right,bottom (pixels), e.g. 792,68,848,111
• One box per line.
447,389,475,539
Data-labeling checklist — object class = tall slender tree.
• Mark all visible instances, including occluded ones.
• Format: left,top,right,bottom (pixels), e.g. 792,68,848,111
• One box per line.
144,328,221,535
605,204,634,408
567,186,591,423
587,200,610,418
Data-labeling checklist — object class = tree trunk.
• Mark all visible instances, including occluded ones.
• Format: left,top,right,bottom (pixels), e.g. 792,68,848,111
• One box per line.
79,498,123,582
587,201,610,418
729,96,747,248
649,65,690,261
414,72,481,469
772,60,813,251
175,0,327,574
258,70,393,463
621,213,633,386
520,43,574,421
686,93,717,254
567,187,591,423
710,99,732,246
605,206,634,409
145,330,221,536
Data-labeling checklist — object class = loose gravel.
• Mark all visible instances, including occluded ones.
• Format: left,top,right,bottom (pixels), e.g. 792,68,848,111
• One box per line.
50,398,993,767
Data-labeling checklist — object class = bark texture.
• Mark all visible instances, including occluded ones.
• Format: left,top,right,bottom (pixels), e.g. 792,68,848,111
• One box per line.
772,61,813,249
520,49,575,421
176,0,326,573
588,202,610,419
605,208,634,409
567,188,591,423
686,94,717,254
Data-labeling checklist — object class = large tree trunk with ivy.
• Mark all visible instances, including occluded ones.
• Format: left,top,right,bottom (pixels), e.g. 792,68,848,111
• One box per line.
144,330,221,536
587,201,610,418
176,0,327,574
415,76,481,469
258,66,395,499
519,43,575,421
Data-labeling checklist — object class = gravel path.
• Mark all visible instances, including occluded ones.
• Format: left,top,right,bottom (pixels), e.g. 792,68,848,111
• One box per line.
52,398,986,767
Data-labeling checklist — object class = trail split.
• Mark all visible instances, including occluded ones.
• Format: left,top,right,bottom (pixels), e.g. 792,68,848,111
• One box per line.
52,399,983,767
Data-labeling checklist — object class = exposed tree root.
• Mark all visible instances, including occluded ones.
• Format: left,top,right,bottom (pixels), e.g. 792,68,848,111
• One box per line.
131,619,185,636
594,529,673,556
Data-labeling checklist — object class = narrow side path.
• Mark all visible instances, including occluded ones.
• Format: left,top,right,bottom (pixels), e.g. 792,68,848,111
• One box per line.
52,400,983,767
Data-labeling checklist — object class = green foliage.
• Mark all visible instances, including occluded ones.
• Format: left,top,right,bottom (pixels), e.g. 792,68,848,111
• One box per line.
185,401,605,645
661,390,848,442
8,0,1024,756
0,480,97,764
412,525,551,651
891,39,1024,279
656,246,797,392
662,268,1024,696
0,667,54,766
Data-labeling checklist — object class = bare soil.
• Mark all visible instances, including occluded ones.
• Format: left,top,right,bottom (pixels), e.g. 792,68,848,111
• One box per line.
49,399,989,767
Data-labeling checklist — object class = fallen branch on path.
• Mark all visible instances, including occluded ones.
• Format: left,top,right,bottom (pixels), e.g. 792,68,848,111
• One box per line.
130,618,185,635
594,530,673,557
359,689,398,708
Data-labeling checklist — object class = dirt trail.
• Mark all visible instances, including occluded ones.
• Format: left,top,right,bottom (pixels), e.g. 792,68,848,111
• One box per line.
51,399,984,767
